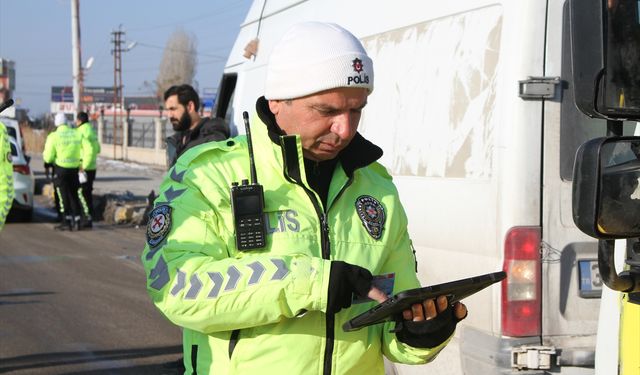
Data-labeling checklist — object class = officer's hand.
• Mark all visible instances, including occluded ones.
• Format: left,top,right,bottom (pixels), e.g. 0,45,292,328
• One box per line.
367,286,388,304
401,295,467,322
395,295,468,348
327,261,377,314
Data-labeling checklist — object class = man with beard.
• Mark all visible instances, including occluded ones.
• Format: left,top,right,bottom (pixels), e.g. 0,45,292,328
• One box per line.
164,84,230,167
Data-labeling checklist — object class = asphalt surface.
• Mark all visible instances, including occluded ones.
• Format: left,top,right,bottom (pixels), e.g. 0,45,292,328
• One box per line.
0,156,182,375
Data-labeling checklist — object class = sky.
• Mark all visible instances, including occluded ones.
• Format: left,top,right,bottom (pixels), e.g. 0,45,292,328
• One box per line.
0,0,254,116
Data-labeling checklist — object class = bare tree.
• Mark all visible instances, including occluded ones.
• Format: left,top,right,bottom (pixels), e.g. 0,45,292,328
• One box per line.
156,28,197,99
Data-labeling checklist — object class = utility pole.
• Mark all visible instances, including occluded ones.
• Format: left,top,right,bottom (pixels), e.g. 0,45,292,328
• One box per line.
71,0,82,115
111,26,124,159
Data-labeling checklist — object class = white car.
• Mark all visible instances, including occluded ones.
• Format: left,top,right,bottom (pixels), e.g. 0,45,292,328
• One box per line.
7,136,34,221
1,117,24,153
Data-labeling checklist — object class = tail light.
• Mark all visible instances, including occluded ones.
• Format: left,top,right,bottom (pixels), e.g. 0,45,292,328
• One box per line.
502,226,541,337
13,164,30,175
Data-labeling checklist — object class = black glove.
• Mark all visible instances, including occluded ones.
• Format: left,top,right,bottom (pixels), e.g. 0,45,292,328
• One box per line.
394,305,464,348
327,261,373,314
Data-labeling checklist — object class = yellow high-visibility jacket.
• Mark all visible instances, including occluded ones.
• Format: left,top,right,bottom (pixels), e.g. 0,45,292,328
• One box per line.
142,100,452,374
0,121,14,230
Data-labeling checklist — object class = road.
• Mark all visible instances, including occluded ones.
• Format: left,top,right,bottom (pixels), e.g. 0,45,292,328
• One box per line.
0,157,182,375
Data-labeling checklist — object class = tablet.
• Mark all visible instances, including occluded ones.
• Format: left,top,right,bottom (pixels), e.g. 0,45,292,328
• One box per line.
343,271,506,332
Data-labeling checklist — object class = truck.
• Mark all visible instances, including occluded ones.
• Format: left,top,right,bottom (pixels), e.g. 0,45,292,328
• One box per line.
212,0,639,373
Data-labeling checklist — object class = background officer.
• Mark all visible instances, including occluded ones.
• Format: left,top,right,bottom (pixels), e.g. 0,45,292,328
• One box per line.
75,111,100,228
43,113,86,231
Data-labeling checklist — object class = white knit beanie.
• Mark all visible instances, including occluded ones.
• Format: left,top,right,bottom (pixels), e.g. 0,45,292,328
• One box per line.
54,112,67,127
264,22,374,100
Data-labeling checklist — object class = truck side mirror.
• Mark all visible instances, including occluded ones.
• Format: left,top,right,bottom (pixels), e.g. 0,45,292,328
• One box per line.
573,136,640,238
570,0,640,121
572,136,640,292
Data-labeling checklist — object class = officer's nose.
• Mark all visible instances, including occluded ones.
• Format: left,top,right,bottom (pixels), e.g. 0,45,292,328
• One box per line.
331,112,357,140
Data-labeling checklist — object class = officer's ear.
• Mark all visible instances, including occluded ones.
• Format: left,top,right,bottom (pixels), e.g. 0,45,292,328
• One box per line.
268,100,281,116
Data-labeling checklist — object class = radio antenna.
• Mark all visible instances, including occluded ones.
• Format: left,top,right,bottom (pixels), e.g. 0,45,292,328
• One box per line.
0,98,14,114
243,111,259,184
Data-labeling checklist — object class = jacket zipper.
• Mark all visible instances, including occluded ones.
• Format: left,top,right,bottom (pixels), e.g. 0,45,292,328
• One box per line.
279,135,355,374
292,186,334,374
298,178,353,375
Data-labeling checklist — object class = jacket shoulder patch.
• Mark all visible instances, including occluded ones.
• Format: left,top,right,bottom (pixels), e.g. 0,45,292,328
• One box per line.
355,195,386,240
147,205,172,248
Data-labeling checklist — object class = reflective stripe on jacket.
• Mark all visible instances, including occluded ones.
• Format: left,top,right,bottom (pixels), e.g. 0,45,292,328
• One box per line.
77,122,100,170
43,125,84,168
141,110,449,374
0,122,14,230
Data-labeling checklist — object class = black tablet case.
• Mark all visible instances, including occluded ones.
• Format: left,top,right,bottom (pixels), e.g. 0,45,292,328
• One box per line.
343,271,506,332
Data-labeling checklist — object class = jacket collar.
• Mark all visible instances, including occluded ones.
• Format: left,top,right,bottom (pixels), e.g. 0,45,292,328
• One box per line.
254,96,383,178
183,117,207,142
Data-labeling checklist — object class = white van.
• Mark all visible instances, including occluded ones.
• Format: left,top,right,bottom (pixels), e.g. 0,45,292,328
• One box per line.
213,1,638,373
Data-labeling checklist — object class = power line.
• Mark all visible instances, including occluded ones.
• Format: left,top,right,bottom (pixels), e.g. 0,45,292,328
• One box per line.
135,42,226,60
126,1,248,32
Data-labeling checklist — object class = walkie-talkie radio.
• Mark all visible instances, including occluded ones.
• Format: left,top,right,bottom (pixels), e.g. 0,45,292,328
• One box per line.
231,111,266,250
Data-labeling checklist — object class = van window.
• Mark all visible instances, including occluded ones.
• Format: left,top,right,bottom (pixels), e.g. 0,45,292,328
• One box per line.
214,74,237,119
214,73,238,136
559,3,638,180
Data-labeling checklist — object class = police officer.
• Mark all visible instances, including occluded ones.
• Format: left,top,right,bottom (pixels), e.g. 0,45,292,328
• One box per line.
43,113,86,231
0,120,14,230
142,22,467,374
75,111,100,228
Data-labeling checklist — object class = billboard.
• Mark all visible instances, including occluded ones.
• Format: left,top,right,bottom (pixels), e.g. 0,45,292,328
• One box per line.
51,86,115,103
51,86,117,114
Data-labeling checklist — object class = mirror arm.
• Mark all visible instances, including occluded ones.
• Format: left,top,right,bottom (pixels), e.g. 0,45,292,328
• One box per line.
606,119,623,137
598,239,640,292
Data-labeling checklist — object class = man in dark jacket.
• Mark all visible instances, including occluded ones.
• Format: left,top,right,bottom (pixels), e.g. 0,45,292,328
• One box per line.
164,84,230,167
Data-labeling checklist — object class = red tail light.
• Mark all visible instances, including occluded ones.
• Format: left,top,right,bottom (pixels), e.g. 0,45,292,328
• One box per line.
502,226,541,337
13,164,31,175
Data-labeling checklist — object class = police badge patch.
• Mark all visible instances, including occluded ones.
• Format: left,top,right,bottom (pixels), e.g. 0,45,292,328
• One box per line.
355,195,385,240
147,205,172,248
